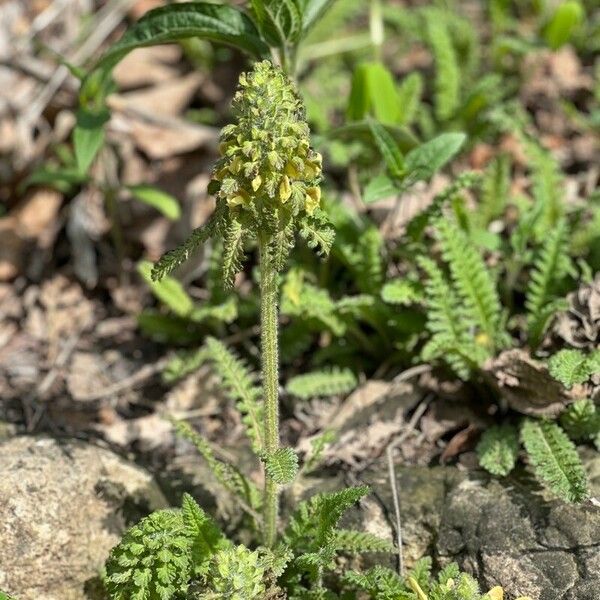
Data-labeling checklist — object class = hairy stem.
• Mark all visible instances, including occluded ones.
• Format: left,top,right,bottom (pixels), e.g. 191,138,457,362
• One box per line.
259,233,280,547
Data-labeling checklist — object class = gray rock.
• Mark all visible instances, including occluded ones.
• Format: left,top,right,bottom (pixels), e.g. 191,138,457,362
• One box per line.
360,453,600,600
0,436,167,600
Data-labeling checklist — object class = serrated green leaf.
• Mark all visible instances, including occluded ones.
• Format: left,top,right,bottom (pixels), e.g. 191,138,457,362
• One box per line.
286,367,357,399
128,185,181,220
548,349,600,388
23,166,87,193
560,400,600,442
181,493,226,572
521,419,589,502
189,296,238,325
263,447,299,484
380,279,423,306
136,310,202,344
477,425,519,477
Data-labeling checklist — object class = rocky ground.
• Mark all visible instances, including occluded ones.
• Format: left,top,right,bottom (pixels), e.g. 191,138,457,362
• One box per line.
1,435,598,600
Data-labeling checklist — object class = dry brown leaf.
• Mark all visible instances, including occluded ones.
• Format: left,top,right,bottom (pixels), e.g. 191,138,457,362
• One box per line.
484,349,574,417
67,352,112,401
113,45,182,89
109,73,204,118
0,188,62,280
555,274,600,350
440,424,479,463
111,111,218,159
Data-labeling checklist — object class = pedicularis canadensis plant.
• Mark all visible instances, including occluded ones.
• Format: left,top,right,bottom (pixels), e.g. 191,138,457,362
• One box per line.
153,60,331,549
103,61,386,600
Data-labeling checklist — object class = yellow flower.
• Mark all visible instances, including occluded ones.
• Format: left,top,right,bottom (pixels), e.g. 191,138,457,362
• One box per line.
251,175,262,191
279,176,292,202
305,186,321,215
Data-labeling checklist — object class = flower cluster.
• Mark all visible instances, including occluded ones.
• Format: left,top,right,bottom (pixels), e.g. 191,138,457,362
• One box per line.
211,60,322,227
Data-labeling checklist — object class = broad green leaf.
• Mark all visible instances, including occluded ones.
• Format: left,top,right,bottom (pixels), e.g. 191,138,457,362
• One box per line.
363,174,397,204
73,107,109,175
368,119,404,179
324,121,418,154
23,167,87,193
301,0,339,33
127,184,181,220
404,132,466,184
138,260,194,317
86,3,268,95
269,0,303,43
543,1,584,50
347,62,399,125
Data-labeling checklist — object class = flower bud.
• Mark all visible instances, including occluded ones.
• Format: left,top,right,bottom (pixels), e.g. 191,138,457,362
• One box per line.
211,61,322,228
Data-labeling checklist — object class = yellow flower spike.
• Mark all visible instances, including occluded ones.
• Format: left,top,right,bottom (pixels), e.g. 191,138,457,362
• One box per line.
407,577,429,600
279,175,292,202
485,587,504,600
305,186,321,215
251,175,262,192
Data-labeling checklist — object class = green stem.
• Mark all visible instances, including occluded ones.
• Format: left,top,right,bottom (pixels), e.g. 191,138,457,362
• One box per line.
259,233,280,547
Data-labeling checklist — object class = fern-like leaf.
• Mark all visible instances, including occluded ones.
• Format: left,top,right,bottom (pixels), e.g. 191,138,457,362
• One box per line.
345,566,411,600
332,530,396,553
173,420,262,512
200,544,266,599
521,419,589,502
525,220,571,347
397,72,423,126
299,210,335,257
284,485,370,550
548,349,600,389
286,367,357,399
406,171,481,241
435,217,504,349
263,447,299,485
560,400,600,442
477,154,510,227
151,215,220,281
380,278,423,305
221,218,246,289
477,424,519,477
203,337,263,452
418,256,481,379
104,509,192,600
270,218,296,272
181,493,227,576
425,11,460,121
